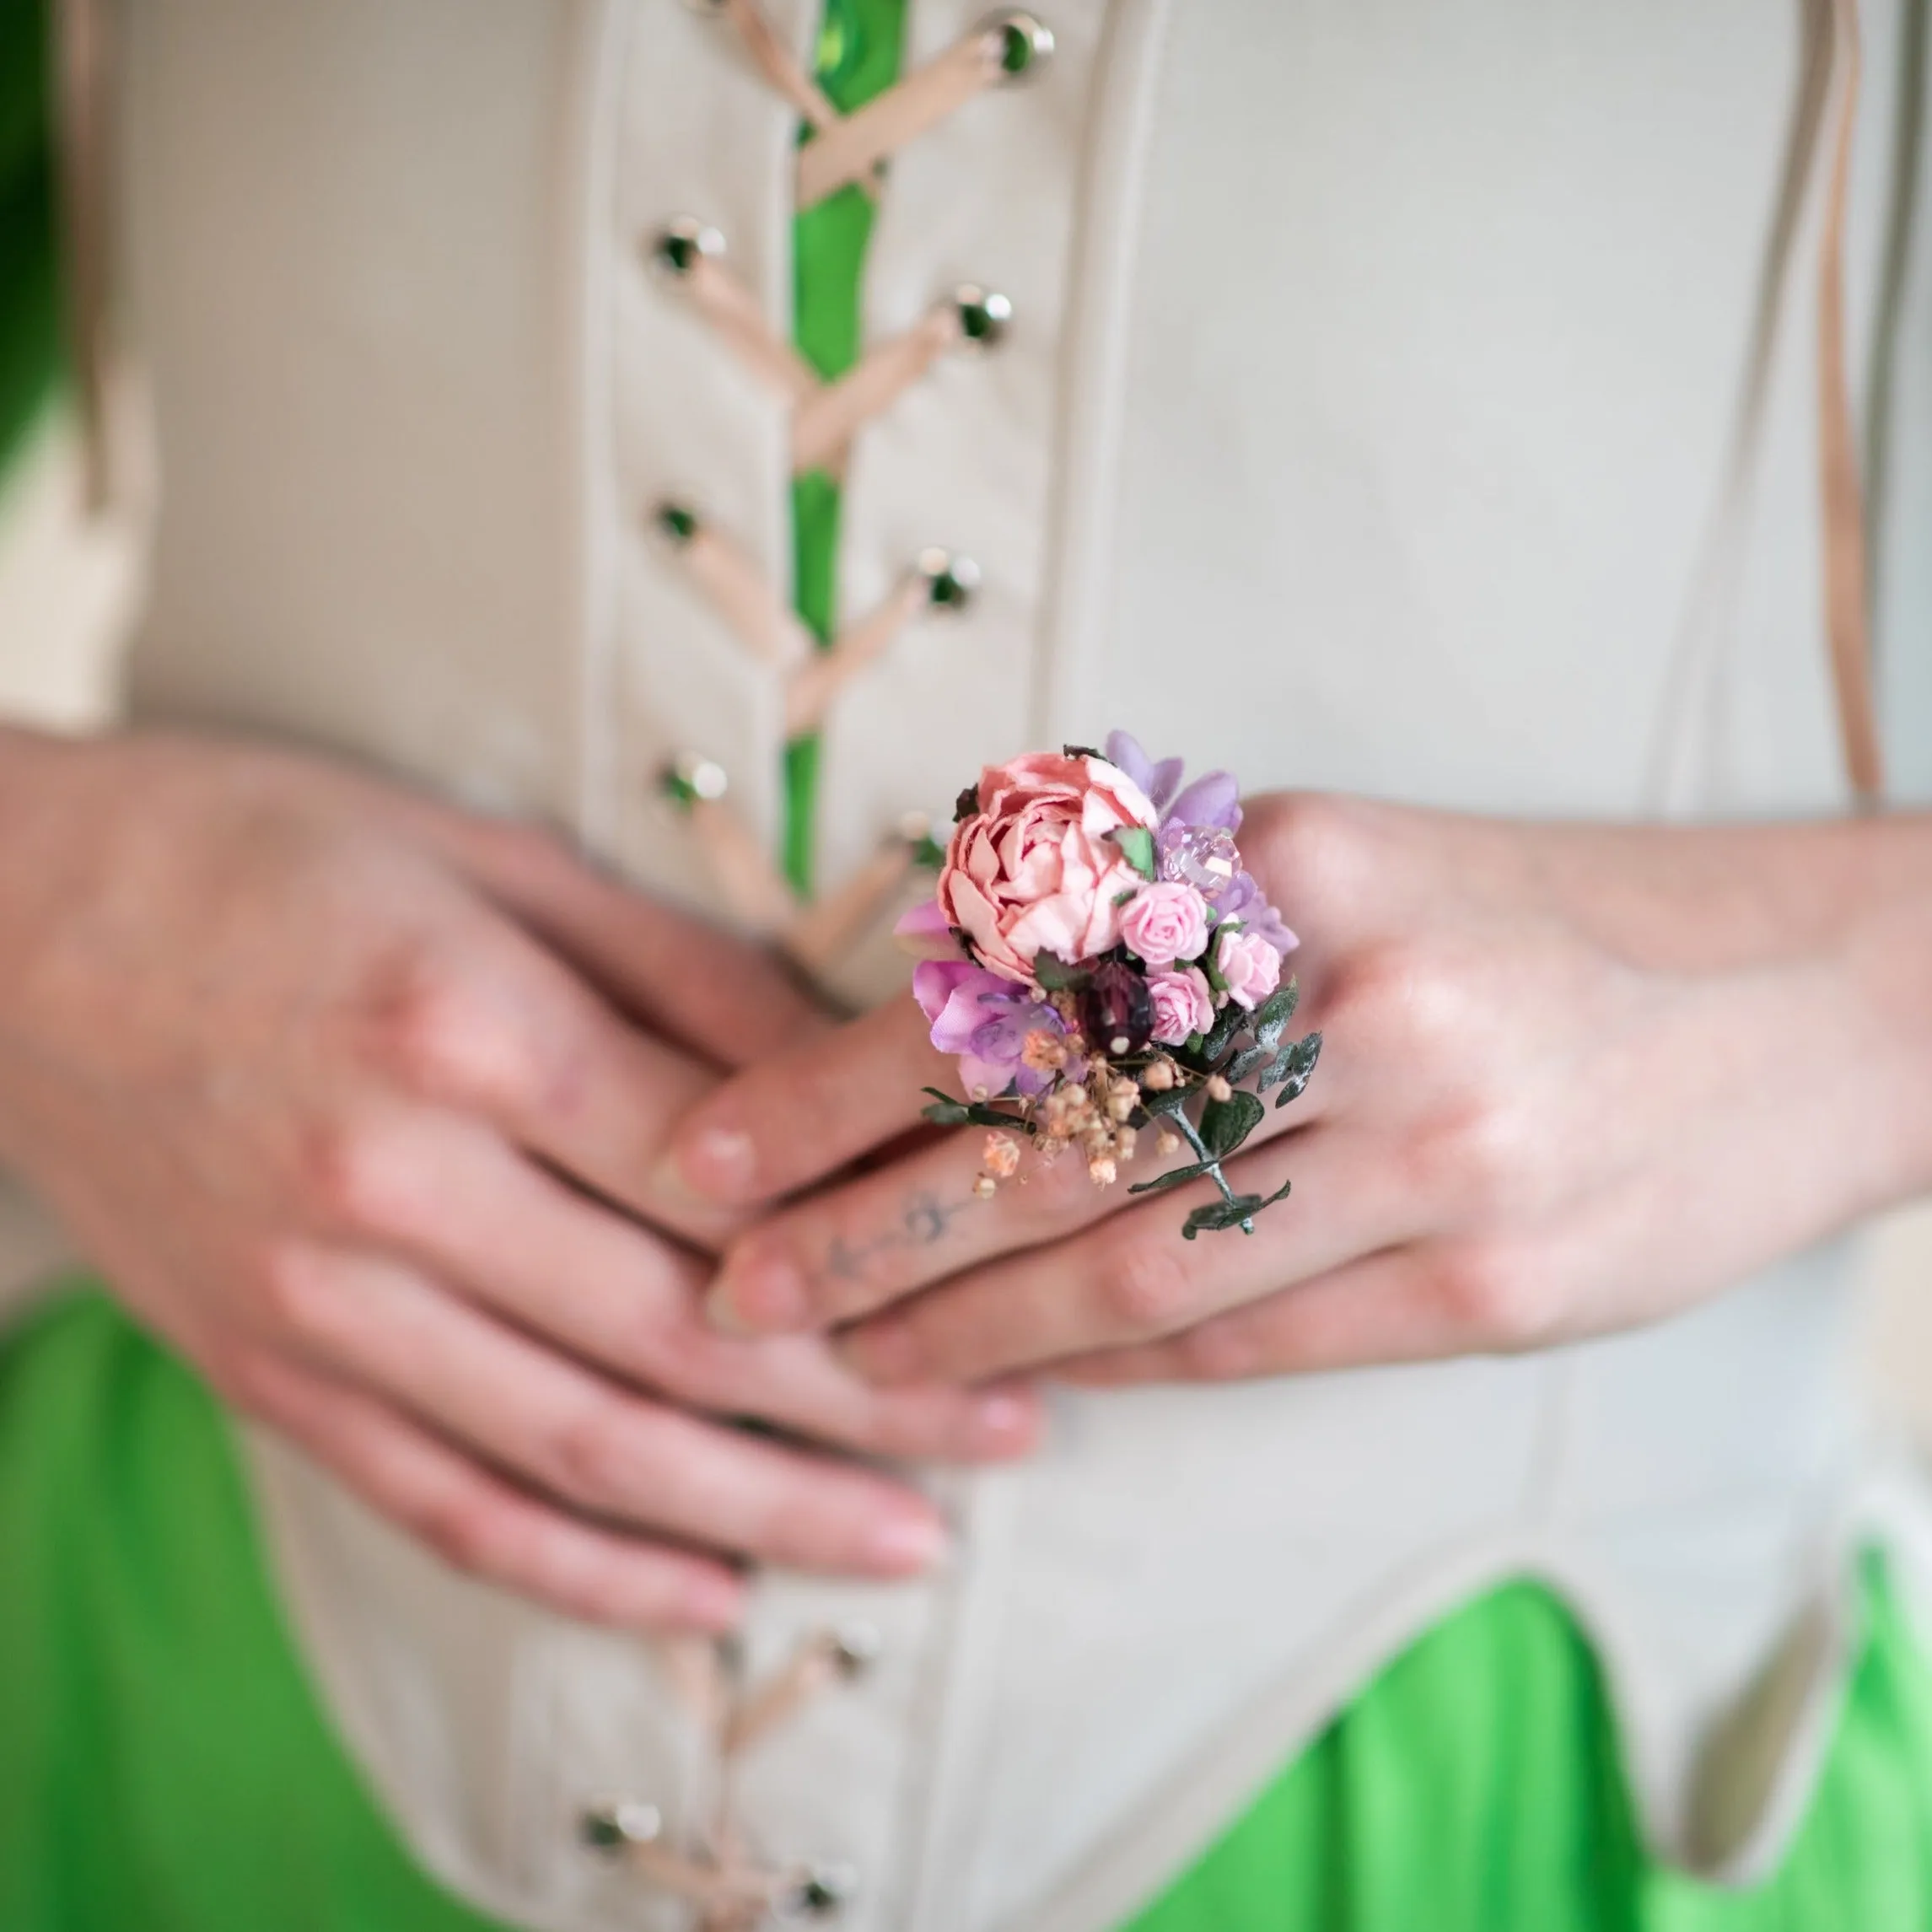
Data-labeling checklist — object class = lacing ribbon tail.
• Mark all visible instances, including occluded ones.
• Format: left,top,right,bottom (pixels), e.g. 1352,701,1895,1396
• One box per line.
677,789,800,937
682,254,821,405
718,0,842,131
782,835,921,978
783,571,932,735
1816,0,1883,806
793,304,964,474
667,516,815,670
796,23,1007,208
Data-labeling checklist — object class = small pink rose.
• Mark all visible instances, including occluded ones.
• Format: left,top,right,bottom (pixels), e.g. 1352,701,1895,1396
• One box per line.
1118,881,1211,968
1148,966,1215,1046
1214,925,1283,1011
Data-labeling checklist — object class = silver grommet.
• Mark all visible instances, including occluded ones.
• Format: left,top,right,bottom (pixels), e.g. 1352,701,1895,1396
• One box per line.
661,752,729,806
648,215,725,278
916,548,980,613
978,9,1054,80
579,1798,665,1855
952,283,1013,349
651,499,702,546
777,1863,860,1919
681,0,729,12
830,1620,885,1678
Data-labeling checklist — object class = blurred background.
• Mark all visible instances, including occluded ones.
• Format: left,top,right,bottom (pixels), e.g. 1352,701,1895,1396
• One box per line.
5,401,1932,1441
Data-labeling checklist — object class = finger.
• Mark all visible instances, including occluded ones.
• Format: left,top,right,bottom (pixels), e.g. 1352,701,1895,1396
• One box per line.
656,998,951,1211
453,819,831,1067
702,1114,1158,1337
834,1125,1418,1385
266,1246,952,1578
1050,1242,1517,1385
342,914,740,1248
237,1350,746,1630
321,1109,1040,1463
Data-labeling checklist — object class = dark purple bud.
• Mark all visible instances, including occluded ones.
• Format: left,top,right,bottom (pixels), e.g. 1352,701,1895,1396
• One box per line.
1079,960,1154,1056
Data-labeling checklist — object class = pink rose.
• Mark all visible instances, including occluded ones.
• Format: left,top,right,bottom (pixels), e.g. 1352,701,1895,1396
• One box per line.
938,752,1158,985
1214,925,1283,1011
1148,966,1215,1046
1118,881,1210,967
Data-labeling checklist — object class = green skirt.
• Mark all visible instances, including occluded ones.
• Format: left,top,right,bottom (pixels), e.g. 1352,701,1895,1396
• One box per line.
4,1285,1932,1932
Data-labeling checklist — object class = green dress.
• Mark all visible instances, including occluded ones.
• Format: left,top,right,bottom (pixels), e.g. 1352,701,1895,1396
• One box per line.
6,4,1932,1927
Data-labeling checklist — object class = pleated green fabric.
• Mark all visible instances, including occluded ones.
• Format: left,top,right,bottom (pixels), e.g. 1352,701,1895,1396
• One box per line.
6,1288,1932,1932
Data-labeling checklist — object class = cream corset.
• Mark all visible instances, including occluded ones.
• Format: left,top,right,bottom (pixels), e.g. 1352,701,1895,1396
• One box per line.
110,0,1932,1926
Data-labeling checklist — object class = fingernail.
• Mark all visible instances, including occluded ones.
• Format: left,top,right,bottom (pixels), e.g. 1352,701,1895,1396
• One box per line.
706,1251,809,1336
864,1510,948,1574
966,1386,1039,1455
657,1124,757,1206
838,1321,925,1386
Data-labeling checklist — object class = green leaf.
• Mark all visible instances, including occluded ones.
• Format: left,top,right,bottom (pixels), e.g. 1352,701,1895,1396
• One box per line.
1110,826,1157,880
1127,1160,1215,1197
1181,1192,1266,1239
1223,1042,1275,1084
1271,1033,1323,1107
1031,953,1089,993
919,1087,1031,1132
1201,1000,1244,1061
1138,1081,1192,1119
1251,979,1300,1047
1200,1090,1265,1159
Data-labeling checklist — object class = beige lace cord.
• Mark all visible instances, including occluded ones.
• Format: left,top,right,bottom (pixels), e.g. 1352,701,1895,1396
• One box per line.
1817,0,1885,805
655,5,1037,953
584,1627,880,1926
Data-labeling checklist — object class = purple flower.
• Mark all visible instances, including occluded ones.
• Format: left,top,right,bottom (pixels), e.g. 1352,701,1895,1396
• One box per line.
913,960,1069,1101
1215,870,1300,955
1105,730,1240,832
1102,729,1295,949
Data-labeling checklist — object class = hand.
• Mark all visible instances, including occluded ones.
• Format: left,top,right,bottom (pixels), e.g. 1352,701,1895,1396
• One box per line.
659,794,1932,1386
0,729,1036,1628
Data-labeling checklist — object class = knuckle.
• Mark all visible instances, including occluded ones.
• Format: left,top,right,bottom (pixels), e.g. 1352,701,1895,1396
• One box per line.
1403,1094,1529,1220
298,1119,405,1233
414,1492,514,1579
362,946,532,1110
1255,794,1372,910
1427,1244,1551,1348
537,1398,644,1511
253,1240,338,1340
1175,1316,1266,1382
1334,937,1480,1063
1096,1234,1201,1334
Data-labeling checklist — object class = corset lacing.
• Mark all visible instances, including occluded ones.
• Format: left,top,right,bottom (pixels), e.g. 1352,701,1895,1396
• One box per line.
582,3,1051,1919
648,3,1052,976
583,1621,883,1924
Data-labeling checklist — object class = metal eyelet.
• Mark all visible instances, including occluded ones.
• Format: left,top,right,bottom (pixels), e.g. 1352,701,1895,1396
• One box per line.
953,284,1012,349
776,1863,860,1919
652,499,703,546
916,548,980,613
680,0,730,13
977,9,1054,80
648,215,725,278
660,753,729,807
829,1621,885,1678
579,1798,665,1855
